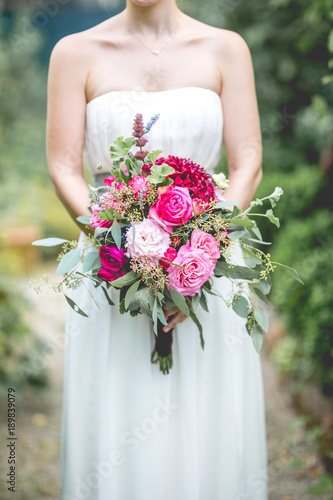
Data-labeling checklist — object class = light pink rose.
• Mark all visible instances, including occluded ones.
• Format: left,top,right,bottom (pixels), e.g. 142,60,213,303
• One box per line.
160,247,177,270
90,204,112,229
191,229,220,263
149,185,193,234
192,198,209,215
128,175,150,200
214,187,225,202
125,218,171,260
167,243,215,296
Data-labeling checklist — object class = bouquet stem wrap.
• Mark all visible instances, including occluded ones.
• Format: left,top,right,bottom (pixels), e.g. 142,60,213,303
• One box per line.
151,317,175,375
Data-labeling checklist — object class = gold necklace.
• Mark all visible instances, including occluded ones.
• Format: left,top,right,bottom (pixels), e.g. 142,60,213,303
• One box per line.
123,12,180,56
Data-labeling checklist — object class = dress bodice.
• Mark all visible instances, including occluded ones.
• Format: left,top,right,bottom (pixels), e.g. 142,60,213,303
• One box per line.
84,87,223,177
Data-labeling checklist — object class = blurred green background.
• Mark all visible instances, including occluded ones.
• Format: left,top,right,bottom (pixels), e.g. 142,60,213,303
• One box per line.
0,0,332,406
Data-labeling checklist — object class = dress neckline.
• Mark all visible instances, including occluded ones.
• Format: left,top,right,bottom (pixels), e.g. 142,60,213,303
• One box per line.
86,86,221,107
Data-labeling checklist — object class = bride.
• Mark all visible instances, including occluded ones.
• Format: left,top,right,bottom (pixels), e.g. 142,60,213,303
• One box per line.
47,0,267,499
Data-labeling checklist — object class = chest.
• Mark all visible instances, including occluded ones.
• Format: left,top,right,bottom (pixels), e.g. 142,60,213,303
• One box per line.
86,36,221,99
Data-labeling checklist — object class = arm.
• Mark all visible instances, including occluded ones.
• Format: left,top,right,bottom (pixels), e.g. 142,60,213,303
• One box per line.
46,35,91,231
218,32,262,211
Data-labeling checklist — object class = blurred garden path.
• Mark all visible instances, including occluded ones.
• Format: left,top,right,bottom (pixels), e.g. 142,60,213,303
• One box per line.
0,271,331,499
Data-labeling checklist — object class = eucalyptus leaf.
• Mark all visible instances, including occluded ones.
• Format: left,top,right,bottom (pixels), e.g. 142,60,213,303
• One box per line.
249,284,269,305
214,261,261,280
278,263,304,284
76,215,92,225
127,287,155,319
259,275,272,294
164,296,175,310
111,271,139,288
101,286,115,306
82,251,99,272
32,237,69,247
152,299,158,334
124,280,140,309
64,294,89,317
169,287,190,316
157,310,168,326
227,216,255,229
191,293,200,312
251,323,264,353
254,306,269,332
242,237,271,246
199,292,209,313
228,229,249,240
232,295,249,318
215,200,238,209
91,255,102,272
94,227,108,237
189,309,205,350
111,218,122,249
56,248,81,276
242,248,262,267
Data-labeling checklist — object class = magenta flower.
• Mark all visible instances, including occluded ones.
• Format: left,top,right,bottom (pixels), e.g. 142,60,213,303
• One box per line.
160,247,177,270
149,185,193,233
97,246,128,282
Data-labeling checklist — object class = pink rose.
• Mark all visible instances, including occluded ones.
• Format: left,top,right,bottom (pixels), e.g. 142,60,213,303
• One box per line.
160,247,177,270
128,175,150,200
90,204,112,229
191,229,220,263
167,243,215,296
98,246,128,282
149,185,193,233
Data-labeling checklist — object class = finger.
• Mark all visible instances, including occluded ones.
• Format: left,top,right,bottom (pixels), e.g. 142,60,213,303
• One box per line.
163,312,187,332
163,305,180,317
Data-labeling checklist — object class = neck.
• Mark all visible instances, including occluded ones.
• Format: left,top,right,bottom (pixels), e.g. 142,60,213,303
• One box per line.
125,0,180,36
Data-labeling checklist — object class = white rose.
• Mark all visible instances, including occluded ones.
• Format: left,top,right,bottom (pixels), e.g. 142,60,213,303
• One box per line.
212,173,229,189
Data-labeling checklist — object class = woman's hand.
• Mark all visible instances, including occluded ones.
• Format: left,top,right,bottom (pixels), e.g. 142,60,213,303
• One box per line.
163,305,188,332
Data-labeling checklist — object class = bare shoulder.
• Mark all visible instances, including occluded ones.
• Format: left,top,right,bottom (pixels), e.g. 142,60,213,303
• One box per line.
49,15,119,67
182,15,251,64
213,28,251,60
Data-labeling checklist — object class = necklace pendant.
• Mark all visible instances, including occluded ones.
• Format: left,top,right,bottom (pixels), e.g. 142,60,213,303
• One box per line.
152,50,160,55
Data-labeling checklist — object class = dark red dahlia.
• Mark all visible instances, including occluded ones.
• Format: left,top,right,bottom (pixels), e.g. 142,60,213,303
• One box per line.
155,156,216,202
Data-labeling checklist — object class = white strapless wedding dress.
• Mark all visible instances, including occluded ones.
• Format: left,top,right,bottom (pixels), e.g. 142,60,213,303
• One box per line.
61,87,268,500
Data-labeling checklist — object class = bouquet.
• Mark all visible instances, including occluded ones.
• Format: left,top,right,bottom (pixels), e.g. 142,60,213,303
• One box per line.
32,113,302,374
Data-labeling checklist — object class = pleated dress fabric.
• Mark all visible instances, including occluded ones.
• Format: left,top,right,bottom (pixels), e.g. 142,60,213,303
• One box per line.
61,87,268,500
